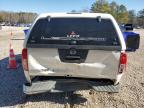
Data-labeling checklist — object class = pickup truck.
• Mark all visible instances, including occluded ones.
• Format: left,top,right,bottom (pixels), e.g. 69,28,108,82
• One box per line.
22,13,139,95
121,24,140,51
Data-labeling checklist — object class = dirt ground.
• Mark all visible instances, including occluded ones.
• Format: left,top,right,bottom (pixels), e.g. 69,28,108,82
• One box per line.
0,26,144,108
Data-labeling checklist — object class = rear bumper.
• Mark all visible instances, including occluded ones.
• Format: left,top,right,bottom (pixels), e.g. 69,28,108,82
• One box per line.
23,79,120,95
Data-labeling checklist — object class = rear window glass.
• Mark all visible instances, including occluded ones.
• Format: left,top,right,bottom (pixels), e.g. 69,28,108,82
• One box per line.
27,18,120,46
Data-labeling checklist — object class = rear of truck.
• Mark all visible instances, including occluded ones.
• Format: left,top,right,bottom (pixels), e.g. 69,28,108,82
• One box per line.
22,13,127,94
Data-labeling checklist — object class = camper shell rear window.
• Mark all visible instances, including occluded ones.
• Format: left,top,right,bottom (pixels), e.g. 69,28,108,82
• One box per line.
27,17,120,46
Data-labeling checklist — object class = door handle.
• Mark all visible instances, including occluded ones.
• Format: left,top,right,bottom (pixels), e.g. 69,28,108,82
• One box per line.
65,56,80,61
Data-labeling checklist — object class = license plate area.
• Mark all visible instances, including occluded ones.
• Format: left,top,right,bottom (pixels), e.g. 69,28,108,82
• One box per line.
58,49,88,63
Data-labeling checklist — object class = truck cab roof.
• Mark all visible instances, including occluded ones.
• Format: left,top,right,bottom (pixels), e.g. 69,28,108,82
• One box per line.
38,13,113,18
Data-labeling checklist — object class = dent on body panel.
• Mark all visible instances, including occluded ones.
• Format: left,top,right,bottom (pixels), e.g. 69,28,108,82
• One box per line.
28,54,55,75
28,48,58,72
54,55,106,69
102,51,120,78
112,51,120,60
28,54,47,70
85,50,119,79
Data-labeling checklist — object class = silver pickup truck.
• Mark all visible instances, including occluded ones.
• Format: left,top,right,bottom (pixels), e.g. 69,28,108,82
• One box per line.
22,13,128,95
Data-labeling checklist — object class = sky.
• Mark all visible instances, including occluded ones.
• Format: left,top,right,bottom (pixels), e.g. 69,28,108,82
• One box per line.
0,0,144,13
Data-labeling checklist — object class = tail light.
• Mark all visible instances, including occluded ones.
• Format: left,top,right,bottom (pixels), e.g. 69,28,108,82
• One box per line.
119,52,127,73
22,48,29,71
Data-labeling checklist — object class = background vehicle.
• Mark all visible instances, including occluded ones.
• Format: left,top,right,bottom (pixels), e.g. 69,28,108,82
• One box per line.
22,13,139,95
119,24,140,51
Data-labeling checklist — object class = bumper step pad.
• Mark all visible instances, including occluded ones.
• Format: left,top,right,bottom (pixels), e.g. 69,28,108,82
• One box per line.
91,84,119,93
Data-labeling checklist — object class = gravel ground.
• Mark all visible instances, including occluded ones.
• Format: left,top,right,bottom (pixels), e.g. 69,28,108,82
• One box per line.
0,27,144,108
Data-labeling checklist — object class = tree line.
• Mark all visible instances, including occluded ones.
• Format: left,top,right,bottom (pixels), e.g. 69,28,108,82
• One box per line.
72,0,144,27
91,0,144,27
0,11,37,24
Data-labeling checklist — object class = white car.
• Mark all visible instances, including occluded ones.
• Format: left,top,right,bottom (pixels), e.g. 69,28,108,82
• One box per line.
22,13,127,95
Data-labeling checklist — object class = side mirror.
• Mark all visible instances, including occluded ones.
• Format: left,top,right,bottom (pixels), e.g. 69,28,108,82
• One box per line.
123,32,140,51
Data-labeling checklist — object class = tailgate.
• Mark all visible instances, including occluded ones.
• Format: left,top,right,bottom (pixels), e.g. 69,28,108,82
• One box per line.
27,48,120,80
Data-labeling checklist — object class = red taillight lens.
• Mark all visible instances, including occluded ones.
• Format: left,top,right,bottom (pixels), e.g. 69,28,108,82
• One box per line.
120,53,127,64
22,48,28,71
119,52,127,73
